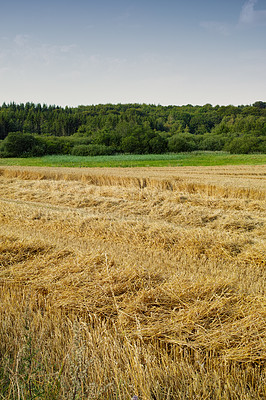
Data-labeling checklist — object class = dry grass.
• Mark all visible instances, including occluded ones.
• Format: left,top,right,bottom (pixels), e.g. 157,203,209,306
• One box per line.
0,165,265,399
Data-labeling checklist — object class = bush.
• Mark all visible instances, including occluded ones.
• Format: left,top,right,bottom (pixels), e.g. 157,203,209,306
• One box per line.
121,136,142,154
148,135,167,153
168,134,197,152
199,135,227,151
71,145,91,156
71,144,115,156
225,136,266,154
41,136,78,155
0,132,46,157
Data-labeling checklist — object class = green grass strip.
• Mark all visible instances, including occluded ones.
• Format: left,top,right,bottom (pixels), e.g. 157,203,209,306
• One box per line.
0,152,265,168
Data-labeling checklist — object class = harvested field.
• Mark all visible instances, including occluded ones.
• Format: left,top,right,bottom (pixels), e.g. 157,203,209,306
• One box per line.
0,165,265,399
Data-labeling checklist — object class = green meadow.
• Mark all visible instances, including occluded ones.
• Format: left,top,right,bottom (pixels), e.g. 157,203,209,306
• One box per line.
0,152,265,168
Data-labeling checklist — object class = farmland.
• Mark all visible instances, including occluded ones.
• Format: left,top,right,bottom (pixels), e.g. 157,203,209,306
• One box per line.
0,165,265,399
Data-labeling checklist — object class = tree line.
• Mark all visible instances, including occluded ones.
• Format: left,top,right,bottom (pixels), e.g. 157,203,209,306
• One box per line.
0,101,265,157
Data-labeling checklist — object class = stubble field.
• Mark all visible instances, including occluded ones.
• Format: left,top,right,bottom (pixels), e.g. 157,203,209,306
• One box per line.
0,165,265,399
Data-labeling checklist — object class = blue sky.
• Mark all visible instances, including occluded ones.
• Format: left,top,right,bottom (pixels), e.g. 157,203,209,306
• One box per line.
0,0,265,106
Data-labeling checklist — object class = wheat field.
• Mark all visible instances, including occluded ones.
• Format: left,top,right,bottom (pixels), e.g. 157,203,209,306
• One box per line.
0,165,265,400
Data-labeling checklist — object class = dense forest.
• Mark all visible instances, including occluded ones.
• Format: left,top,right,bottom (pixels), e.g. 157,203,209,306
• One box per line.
0,101,265,156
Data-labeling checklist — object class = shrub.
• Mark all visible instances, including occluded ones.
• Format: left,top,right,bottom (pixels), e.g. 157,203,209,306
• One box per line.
71,145,91,156
225,136,266,154
168,133,197,152
0,132,46,157
71,144,115,156
41,136,76,155
148,135,167,153
199,135,227,151
121,136,142,154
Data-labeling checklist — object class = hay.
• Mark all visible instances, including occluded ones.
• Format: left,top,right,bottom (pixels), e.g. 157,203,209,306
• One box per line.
0,165,265,399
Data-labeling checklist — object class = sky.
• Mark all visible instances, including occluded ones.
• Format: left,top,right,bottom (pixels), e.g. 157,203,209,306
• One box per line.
0,0,266,107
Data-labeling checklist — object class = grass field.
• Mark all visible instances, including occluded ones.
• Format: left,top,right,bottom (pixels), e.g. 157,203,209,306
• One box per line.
0,165,265,399
0,151,266,168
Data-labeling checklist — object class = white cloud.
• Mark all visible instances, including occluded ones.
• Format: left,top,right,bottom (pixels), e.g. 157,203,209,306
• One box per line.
239,0,266,25
240,0,256,23
14,34,30,47
1,35,77,67
200,21,231,36
201,1,266,35
60,44,77,53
